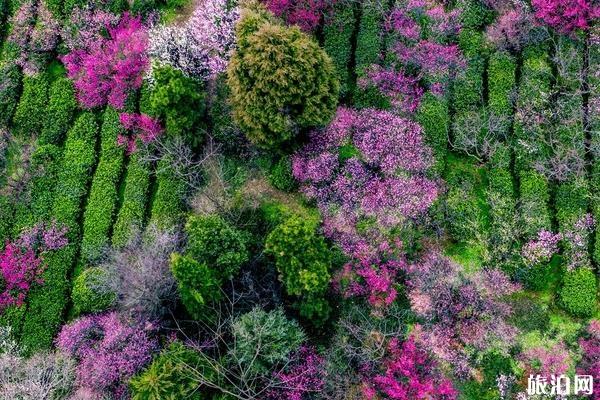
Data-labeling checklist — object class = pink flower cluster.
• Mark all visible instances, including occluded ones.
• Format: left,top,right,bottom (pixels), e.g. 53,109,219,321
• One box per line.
362,335,457,400
268,346,325,400
521,230,562,265
118,112,163,154
293,107,438,257
358,66,424,114
532,0,600,34
62,12,149,109
265,0,336,32
56,312,157,398
485,6,542,51
61,7,119,52
578,320,600,399
520,342,571,379
406,251,519,377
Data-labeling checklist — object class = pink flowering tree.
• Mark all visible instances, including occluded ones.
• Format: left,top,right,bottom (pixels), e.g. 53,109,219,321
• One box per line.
61,12,149,109
519,341,572,383
521,230,562,266
267,346,325,399
293,107,438,258
61,7,119,52
118,112,163,154
578,320,600,399
362,335,457,400
56,312,157,399
532,0,600,34
264,0,336,32
0,221,67,311
405,250,519,377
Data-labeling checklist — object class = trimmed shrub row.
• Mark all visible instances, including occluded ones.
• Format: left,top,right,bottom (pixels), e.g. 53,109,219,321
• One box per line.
39,77,77,145
323,0,355,97
416,92,449,173
0,63,21,127
19,112,98,353
80,107,125,264
148,156,187,230
518,170,551,240
12,73,48,137
487,51,516,122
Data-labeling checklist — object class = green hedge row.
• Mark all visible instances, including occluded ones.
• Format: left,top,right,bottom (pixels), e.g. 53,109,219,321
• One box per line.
12,73,48,137
354,0,383,74
20,112,98,353
39,77,77,145
487,51,516,120
80,107,125,264
323,0,355,98
111,150,151,247
452,30,484,115
518,170,551,240
416,92,449,173
458,0,493,30
148,156,187,230
555,180,589,232
0,63,21,127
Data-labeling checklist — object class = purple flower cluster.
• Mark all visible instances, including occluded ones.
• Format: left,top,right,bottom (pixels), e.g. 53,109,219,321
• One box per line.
293,107,438,257
56,312,157,398
268,346,325,400
578,320,600,399
521,229,562,265
118,112,163,154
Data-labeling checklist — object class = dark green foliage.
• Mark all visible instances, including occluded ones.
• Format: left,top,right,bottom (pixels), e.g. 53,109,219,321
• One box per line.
209,74,244,154
323,1,355,97
555,180,589,231
416,92,449,172
228,5,339,149
0,63,21,127
560,268,597,317
46,0,63,18
40,77,77,145
518,170,551,239
458,0,493,30
71,267,115,316
0,195,13,244
185,214,249,280
12,73,48,137
229,307,305,373
147,66,206,143
80,107,125,264
149,156,187,230
20,112,98,352
452,47,484,114
354,0,383,74
171,253,222,320
268,155,297,192
507,292,550,332
130,341,209,400
592,161,600,265
265,216,332,324
112,151,151,247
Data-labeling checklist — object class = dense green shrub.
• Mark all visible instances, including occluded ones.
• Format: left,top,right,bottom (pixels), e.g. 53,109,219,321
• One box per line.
323,1,355,97
268,155,296,192
555,180,589,231
0,195,13,245
445,186,484,241
487,51,516,134
20,112,98,352
265,216,332,323
560,268,597,317
39,77,77,145
185,214,249,280
130,341,209,400
416,93,449,172
354,0,383,74
452,54,484,114
81,107,125,264
518,170,551,239
229,307,305,373
71,267,115,316
487,164,517,271
149,156,187,230
147,65,206,143
0,63,21,127
111,151,151,247
458,0,493,30
12,73,48,136
171,253,221,320
209,74,244,154
227,4,339,149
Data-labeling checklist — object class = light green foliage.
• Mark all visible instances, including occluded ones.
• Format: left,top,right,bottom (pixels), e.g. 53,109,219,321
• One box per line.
228,4,339,148
518,170,551,239
12,73,48,137
130,342,210,400
185,214,249,280
80,107,125,264
458,0,493,30
229,307,305,373
555,180,589,231
147,65,205,143
149,156,187,230
416,92,449,172
323,1,355,97
40,77,77,145
71,267,115,316
20,113,98,352
268,155,296,192
560,268,597,317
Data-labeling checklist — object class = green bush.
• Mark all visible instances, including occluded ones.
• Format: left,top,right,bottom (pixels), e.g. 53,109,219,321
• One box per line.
149,156,187,230
560,268,597,317
555,180,589,231
486,166,517,271
0,195,13,246
488,52,516,118
268,156,296,192
209,74,244,154
458,0,493,30
71,267,115,316
227,4,339,149
416,92,449,172
112,151,151,247
20,112,98,353
147,65,206,143
185,214,249,280
80,107,125,264
0,63,21,127
40,77,77,145
171,253,221,320
12,73,48,136
323,1,355,97
130,341,210,400
354,0,383,74
452,55,484,114
229,307,305,373
518,170,551,239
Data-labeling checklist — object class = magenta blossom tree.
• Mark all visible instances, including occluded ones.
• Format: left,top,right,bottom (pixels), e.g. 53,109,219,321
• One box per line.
293,107,438,258
264,0,336,32
118,112,163,154
532,0,600,34
578,320,600,399
61,12,149,109
268,346,325,399
362,335,457,400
